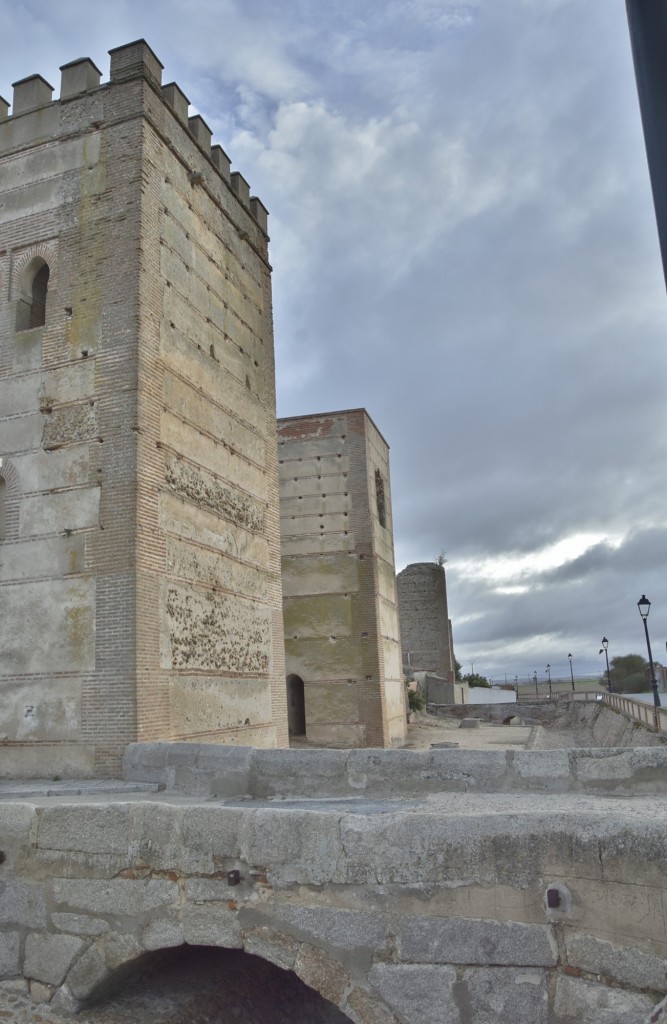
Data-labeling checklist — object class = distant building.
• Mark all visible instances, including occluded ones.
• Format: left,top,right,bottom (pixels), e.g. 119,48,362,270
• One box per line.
397,562,456,680
278,409,406,748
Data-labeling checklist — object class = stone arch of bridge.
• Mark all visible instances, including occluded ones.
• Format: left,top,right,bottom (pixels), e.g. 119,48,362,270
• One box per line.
52,912,400,1024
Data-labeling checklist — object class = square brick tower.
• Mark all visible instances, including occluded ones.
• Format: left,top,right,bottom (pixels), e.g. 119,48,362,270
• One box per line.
278,409,406,747
0,41,287,776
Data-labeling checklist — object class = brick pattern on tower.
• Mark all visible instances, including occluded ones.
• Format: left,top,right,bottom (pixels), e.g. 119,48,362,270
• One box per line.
278,409,406,748
0,41,287,777
396,562,455,681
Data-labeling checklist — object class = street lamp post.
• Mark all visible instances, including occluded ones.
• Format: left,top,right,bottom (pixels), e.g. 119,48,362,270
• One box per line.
546,664,552,698
568,653,575,694
533,671,538,697
600,637,612,694
637,596,661,718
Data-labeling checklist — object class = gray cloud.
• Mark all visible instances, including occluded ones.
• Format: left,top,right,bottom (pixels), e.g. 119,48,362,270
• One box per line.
2,0,666,681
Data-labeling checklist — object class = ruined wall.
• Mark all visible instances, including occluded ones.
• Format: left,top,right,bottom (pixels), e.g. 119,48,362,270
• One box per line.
278,410,406,748
0,41,286,776
396,561,455,679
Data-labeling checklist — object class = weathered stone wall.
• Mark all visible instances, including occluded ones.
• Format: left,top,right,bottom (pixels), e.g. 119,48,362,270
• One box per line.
123,741,667,798
414,671,468,705
397,562,455,679
0,781,665,1023
278,409,405,748
0,41,287,776
432,699,667,746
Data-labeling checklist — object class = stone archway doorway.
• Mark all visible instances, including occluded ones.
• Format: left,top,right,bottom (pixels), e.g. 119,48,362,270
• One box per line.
286,673,306,737
64,945,352,1023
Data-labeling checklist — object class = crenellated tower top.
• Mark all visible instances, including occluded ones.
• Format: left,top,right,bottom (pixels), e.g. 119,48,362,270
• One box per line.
0,39,268,233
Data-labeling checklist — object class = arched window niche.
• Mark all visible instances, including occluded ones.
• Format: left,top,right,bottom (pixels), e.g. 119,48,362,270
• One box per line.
15,257,50,332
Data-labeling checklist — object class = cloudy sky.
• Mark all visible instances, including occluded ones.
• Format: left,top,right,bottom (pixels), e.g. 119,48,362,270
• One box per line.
3,0,667,683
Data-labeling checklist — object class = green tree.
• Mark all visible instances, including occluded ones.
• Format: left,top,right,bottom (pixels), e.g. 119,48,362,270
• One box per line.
462,672,491,689
454,659,462,681
604,654,648,694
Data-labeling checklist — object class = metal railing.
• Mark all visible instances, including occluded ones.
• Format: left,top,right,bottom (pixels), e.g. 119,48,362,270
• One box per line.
518,689,666,732
603,692,667,733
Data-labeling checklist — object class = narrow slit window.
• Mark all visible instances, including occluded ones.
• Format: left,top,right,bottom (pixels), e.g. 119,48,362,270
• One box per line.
0,478,6,542
29,264,50,327
375,469,387,529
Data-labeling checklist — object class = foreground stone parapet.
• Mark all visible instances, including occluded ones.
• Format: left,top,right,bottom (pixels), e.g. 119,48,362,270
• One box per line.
123,740,667,797
0,788,665,1023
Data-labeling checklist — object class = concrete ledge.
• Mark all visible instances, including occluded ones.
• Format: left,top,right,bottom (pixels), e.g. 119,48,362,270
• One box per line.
122,743,667,798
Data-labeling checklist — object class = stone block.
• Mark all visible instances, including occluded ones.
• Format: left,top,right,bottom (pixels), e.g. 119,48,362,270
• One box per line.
0,881,46,928
344,985,403,1024
29,980,55,1003
12,75,53,114
49,983,82,1014
269,904,387,968
24,933,85,985
203,746,254,798
399,915,557,966
247,808,342,885
65,944,108,1001
181,904,242,948
38,805,129,854
123,742,170,776
59,58,102,99
142,917,184,951
0,578,95,675
104,932,142,970
424,749,508,792
463,966,548,1024
162,82,189,123
211,144,231,179
565,933,667,992
181,806,247,873
161,579,271,674
554,973,656,1023
109,39,163,88
242,924,300,970
367,964,458,1024
513,749,570,784
171,680,273,749
51,913,109,936
0,932,20,977
52,879,179,916
295,943,351,1006
250,748,347,797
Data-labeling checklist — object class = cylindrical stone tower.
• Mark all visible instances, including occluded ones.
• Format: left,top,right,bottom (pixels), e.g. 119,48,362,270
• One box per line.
396,562,455,680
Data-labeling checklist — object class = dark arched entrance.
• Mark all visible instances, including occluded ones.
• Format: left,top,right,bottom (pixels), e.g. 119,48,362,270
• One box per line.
286,674,306,737
71,946,351,1022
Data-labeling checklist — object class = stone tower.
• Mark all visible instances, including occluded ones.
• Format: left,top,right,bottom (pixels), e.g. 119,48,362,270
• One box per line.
0,41,287,777
396,562,455,680
277,409,406,748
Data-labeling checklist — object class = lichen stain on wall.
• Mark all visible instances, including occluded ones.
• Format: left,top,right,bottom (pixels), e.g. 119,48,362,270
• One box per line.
165,456,264,533
64,602,93,662
165,582,271,673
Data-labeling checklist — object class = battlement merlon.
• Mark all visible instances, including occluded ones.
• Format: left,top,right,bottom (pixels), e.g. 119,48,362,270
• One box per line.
0,38,268,234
